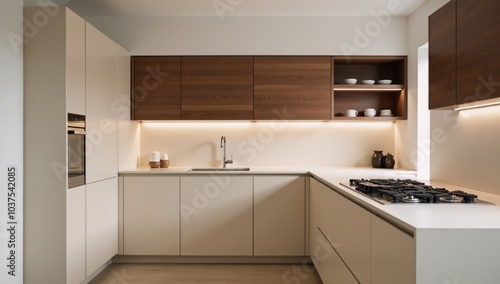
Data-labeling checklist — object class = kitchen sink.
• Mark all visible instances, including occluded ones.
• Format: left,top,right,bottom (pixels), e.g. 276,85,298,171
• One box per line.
186,167,250,172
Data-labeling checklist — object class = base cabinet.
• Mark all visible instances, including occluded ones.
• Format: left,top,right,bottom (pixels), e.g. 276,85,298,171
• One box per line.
86,178,118,277
180,176,253,255
120,174,307,257
311,178,416,284
123,176,180,255
66,185,86,284
311,179,371,284
310,179,361,284
371,215,415,284
254,176,306,256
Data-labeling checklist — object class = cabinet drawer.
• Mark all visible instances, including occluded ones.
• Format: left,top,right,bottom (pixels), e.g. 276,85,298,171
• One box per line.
312,228,360,284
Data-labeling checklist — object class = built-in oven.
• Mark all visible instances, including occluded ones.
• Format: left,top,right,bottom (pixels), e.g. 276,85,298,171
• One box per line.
68,113,86,188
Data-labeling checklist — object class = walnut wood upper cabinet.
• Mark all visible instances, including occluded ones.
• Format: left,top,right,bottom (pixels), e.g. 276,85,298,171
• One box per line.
131,57,181,120
429,0,457,110
456,0,500,105
429,0,500,109
181,56,254,120
254,57,331,120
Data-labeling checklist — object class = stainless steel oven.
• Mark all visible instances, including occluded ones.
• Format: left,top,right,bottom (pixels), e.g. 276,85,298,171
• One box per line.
68,113,86,188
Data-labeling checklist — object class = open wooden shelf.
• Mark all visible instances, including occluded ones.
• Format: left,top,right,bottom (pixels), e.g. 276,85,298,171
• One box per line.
333,84,404,92
332,56,407,121
332,116,405,121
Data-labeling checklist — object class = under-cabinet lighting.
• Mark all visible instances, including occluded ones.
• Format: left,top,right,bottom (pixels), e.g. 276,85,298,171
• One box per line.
333,87,403,91
454,101,500,111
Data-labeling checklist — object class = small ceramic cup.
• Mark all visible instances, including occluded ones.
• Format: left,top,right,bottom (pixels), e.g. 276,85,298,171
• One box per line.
346,109,358,117
364,108,376,117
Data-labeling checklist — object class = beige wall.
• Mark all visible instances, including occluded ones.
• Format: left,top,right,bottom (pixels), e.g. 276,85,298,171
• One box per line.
139,122,396,168
408,0,500,195
83,16,408,56
430,107,500,195
83,13,408,170
399,0,448,176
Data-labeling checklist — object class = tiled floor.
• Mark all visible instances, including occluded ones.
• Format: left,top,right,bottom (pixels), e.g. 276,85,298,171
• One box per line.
89,263,323,284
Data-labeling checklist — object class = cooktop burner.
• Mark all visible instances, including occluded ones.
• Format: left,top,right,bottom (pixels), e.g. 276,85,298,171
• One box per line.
340,179,493,205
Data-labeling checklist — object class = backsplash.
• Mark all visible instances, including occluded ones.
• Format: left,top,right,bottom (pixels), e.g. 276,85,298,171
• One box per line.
139,122,396,168
430,105,500,196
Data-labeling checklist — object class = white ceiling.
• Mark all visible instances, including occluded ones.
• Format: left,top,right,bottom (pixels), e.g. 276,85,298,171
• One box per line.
39,0,429,17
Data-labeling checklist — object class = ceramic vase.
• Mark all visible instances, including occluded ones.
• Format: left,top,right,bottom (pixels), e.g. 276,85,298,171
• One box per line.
384,153,395,169
371,151,384,168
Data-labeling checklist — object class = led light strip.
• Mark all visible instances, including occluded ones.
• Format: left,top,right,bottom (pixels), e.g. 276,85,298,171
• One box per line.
454,101,500,111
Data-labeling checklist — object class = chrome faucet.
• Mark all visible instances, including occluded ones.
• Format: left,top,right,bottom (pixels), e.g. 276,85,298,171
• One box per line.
220,135,233,168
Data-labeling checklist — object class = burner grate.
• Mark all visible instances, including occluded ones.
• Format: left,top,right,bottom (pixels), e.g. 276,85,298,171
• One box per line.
349,179,480,204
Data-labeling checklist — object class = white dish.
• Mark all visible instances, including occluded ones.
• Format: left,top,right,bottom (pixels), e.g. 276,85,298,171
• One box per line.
377,79,392,85
361,80,375,85
380,114,393,117
344,78,357,85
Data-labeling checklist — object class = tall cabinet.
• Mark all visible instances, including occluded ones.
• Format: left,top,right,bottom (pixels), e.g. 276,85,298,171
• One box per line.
24,7,126,284
85,23,118,183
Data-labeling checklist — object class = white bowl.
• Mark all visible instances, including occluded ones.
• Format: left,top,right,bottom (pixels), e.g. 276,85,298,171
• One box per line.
361,80,375,85
344,78,357,85
377,79,392,85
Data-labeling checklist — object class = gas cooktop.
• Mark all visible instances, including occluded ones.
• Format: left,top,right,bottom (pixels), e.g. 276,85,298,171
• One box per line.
340,179,494,205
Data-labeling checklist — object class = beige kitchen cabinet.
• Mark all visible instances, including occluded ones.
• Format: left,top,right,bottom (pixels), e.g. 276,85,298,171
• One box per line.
85,22,118,183
24,6,125,283
371,215,416,284
123,176,180,255
314,228,360,284
310,179,359,284
66,8,86,115
66,185,86,284
254,175,305,256
180,176,253,255
86,178,118,277
310,178,370,284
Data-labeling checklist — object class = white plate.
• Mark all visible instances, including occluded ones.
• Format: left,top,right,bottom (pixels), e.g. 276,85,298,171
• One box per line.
380,114,393,117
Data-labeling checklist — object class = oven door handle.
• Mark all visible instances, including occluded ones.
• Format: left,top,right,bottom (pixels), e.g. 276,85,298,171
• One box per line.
68,130,86,135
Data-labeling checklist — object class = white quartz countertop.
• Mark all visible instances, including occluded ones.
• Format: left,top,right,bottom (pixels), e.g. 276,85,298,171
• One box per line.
310,169,500,231
119,166,311,175
119,166,417,176
119,166,500,230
